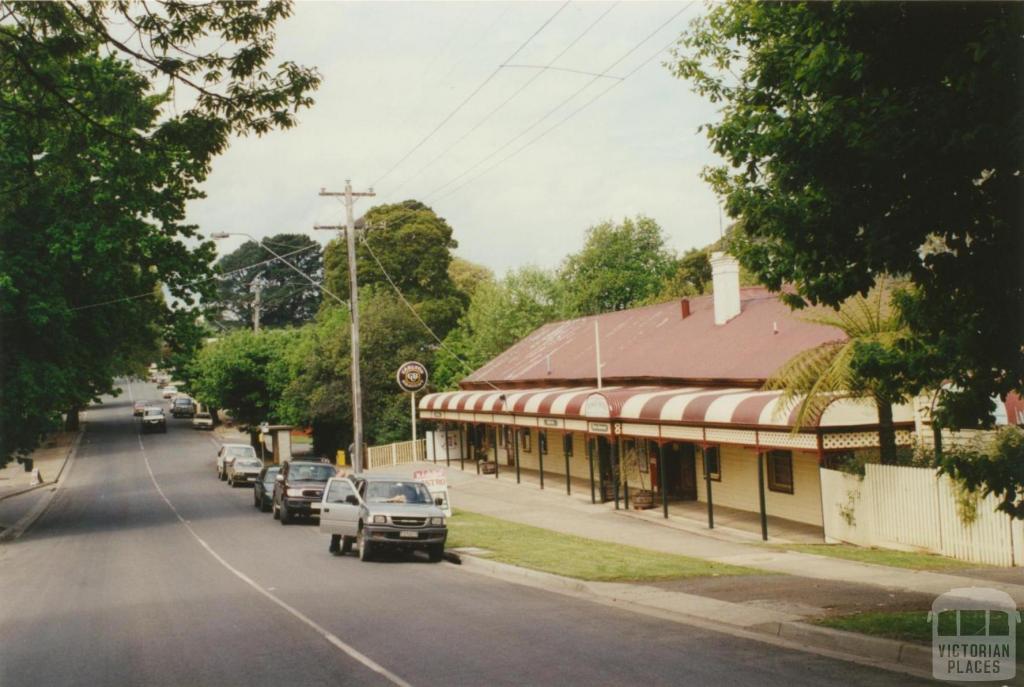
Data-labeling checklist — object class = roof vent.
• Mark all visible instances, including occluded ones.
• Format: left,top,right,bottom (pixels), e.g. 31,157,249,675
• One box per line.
710,252,741,325
680,298,691,319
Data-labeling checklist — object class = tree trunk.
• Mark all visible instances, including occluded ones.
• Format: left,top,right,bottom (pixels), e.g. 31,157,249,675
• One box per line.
209,406,220,427
64,406,80,432
876,400,897,465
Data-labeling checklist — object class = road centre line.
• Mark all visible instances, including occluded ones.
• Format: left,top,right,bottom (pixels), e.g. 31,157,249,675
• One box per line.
136,432,413,687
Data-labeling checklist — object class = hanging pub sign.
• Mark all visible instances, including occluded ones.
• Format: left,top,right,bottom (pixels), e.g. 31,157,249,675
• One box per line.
396,361,428,393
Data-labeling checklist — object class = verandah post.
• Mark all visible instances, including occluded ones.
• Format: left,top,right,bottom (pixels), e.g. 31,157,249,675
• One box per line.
704,446,714,529
514,427,521,484
588,436,595,504
659,441,668,519
757,451,768,541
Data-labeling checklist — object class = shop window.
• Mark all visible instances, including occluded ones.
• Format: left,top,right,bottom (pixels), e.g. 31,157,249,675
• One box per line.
538,430,548,455
703,446,721,481
521,429,531,452
767,450,794,494
563,433,573,456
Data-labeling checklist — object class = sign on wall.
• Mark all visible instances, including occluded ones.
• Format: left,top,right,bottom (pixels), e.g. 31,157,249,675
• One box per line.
412,467,451,517
396,361,428,393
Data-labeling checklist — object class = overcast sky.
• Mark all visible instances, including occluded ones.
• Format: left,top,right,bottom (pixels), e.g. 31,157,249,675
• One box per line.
189,1,725,276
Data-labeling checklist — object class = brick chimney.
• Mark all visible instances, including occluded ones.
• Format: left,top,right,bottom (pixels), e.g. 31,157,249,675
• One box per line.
710,252,741,325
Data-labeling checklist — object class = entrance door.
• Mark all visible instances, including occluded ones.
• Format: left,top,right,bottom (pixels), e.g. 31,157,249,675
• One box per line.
596,436,614,502
664,443,698,501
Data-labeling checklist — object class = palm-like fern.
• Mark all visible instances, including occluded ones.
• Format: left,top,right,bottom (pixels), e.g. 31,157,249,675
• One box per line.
765,280,908,463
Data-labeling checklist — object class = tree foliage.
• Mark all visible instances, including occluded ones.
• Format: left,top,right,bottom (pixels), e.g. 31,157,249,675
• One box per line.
938,427,1024,520
671,1,1023,430
448,257,494,301
0,1,319,464
214,234,322,329
559,215,677,316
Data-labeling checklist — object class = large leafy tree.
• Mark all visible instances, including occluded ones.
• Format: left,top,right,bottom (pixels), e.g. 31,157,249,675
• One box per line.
559,215,677,316
214,234,322,329
324,200,465,339
670,1,1023,431
0,2,319,464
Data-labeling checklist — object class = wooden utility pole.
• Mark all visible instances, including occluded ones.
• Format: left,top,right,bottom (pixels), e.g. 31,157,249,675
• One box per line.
252,278,262,332
318,181,375,473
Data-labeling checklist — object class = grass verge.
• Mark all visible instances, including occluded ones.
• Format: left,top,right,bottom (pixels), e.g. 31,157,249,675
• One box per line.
780,543,981,571
815,611,1024,654
447,510,765,582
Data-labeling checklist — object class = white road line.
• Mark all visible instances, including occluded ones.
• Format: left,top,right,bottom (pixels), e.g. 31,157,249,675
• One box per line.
136,433,412,687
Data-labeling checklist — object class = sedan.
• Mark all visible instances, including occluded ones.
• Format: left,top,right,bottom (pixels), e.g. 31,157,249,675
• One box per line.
141,408,167,434
227,457,263,487
253,465,280,512
132,401,150,417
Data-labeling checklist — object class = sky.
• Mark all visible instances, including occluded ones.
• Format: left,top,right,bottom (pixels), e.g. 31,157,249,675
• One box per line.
188,1,726,277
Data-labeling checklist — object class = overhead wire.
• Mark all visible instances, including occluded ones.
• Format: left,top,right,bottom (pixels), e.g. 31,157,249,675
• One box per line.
386,2,619,198
371,1,571,189
422,3,694,201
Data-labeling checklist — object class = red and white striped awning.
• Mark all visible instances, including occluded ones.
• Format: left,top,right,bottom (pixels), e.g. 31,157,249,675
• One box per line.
419,385,910,430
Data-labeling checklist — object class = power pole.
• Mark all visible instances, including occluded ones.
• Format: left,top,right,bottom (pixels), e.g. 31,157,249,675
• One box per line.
318,181,375,473
252,278,262,332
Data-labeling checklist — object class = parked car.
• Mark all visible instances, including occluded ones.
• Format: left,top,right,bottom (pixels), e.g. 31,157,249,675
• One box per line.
132,401,150,417
217,444,258,481
141,408,167,434
272,461,336,524
192,412,213,430
227,456,263,487
318,474,446,562
253,466,281,512
161,385,178,399
170,397,196,418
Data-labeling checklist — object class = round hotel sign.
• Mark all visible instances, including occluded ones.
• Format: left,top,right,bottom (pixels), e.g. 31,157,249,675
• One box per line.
396,361,428,393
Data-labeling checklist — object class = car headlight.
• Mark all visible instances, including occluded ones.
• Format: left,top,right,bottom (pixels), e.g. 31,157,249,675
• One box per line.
286,488,304,497
372,515,387,524
429,517,445,526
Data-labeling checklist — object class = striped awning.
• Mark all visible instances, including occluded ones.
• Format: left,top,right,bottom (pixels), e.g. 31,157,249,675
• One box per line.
419,386,910,430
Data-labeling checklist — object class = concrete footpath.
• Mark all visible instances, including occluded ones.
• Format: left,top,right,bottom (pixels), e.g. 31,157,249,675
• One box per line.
0,425,83,541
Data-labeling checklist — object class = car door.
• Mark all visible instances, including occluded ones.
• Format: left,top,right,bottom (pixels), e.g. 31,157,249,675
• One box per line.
318,478,360,536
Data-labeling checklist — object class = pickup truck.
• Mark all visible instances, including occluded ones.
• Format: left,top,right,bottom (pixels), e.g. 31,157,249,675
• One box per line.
141,408,167,434
272,460,336,524
318,474,446,562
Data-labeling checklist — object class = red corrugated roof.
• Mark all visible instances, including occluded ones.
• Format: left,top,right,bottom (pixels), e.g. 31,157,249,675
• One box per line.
462,288,845,388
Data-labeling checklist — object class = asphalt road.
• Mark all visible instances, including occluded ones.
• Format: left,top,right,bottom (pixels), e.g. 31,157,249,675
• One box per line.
0,384,937,687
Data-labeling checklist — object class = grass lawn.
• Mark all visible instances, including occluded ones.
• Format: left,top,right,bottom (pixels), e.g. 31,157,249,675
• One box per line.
815,611,1024,654
780,543,981,571
447,510,764,582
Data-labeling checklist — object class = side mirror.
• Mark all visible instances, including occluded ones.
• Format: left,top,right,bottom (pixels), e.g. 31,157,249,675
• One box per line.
345,494,359,506
434,497,444,507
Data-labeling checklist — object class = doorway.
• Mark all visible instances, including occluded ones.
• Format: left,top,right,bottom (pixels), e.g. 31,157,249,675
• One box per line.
662,442,697,501
595,436,615,502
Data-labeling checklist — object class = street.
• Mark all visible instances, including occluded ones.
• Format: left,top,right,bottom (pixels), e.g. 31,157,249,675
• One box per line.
0,385,933,687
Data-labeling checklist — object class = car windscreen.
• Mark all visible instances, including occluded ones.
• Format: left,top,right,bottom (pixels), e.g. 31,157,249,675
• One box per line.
235,459,261,469
143,410,163,417
288,464,336,482
173,399,192,405
262,468,280,482
365,481,433,504
226,447,255,458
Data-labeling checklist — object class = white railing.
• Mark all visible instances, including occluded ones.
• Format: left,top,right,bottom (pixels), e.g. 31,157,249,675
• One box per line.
365,438,428,470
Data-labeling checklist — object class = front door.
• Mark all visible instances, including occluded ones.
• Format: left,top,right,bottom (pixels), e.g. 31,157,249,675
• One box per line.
318,478,359,537
596,436,615,502
663,443,698,501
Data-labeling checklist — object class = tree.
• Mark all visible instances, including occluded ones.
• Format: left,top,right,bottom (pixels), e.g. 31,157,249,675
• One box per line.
670,1,1023,431
448,257,494,300
0,2,319,465
765,283,909,464
559,215,676,316
645,248,713,304
938,427,1024,519
324,200,464,339
214,234,322,329
433,267,563,390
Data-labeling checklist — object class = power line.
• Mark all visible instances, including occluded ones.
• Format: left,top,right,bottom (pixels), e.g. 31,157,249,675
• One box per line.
422,3,694,201
386,2,619,198
371,1,570,188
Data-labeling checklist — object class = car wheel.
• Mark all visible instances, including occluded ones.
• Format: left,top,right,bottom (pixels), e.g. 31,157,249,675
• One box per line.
341,536,353,555
428,544,444,563
329,534,341,555
260,494,271,513
358,527,372,562
253,490,260,508
279,501,291,525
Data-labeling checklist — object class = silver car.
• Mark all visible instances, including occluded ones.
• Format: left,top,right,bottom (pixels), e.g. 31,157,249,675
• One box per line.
318,475,446,562
227,456,264,487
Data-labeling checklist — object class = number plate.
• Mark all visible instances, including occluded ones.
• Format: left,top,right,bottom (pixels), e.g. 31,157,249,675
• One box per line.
399,530,418,539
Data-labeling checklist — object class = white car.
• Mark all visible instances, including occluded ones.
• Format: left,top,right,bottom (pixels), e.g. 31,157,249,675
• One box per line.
217,443,258,481
192,412,214,430
161,385,178,399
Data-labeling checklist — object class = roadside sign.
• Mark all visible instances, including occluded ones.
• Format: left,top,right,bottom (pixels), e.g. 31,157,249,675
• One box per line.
413,467,450,517
396,361,428,393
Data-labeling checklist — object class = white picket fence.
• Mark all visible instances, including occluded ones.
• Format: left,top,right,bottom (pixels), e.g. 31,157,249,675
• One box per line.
365,438,427,470
820,464,1024,567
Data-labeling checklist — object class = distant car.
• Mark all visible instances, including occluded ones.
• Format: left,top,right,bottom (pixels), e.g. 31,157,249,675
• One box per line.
192,412,213,430
272,461,336,524
133,401,150,417
227,456,264,487
171,397,196,418
217,444,258,481
253,466,281,512
318,474,447,562
162,385,178,399
141,408,167,434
